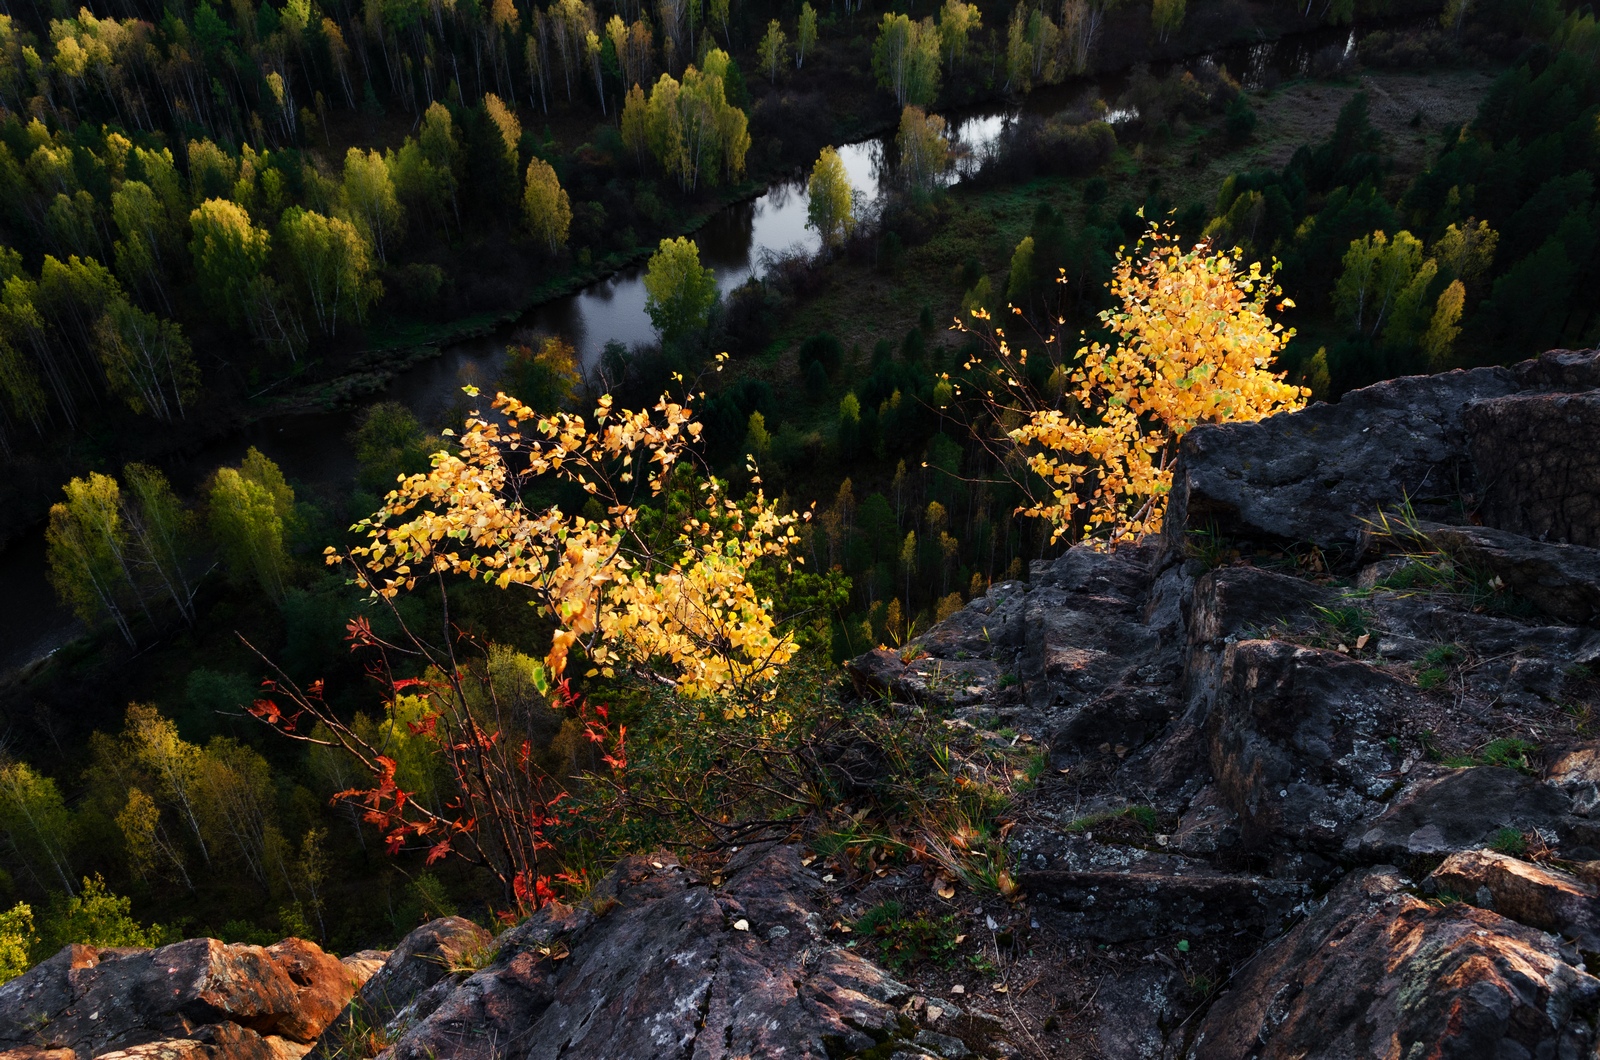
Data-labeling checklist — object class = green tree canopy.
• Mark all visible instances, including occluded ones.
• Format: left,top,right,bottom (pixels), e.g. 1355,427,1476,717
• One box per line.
46,471,137,643
757,21,788,82
341,148,404,263
188,198,270,328
806,146,856,251
797,4,818,67
502,336,581,412
276,207,380,335
522,158,572,252
896,106,950,193
643,236,718,344
208,448,293,601
873,13,941,108
0,761,76,897
93,299,198,422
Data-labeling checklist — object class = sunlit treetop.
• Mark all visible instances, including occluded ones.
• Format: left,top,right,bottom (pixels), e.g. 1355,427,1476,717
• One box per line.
955,222,1307,549
336,377,806,700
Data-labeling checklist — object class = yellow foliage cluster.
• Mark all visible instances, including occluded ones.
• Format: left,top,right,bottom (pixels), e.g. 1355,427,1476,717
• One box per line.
960,224,1307,548
336,383,804,699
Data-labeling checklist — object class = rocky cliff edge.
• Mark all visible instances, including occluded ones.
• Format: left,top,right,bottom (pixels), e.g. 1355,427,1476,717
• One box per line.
8,351,1600,1059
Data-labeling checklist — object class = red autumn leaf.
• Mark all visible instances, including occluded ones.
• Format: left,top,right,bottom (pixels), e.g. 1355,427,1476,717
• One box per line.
248,699,282,724
426,839,452,864
345,616,376,648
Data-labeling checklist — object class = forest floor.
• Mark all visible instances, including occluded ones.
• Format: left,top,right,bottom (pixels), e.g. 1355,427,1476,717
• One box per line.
722,63,1501,511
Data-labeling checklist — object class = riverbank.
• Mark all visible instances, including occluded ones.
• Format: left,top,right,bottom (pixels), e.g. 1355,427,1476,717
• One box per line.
243,8,1452,421
0,4,1453,560
0,9,1468,686
249,176,768,417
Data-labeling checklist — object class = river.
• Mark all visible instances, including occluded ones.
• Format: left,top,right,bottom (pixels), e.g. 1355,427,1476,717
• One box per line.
0,22,1372,678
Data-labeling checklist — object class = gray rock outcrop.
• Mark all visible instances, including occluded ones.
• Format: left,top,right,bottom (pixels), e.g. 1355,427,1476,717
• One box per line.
10,349,1600,1058
887,349,1600,1055
314,845,985,1060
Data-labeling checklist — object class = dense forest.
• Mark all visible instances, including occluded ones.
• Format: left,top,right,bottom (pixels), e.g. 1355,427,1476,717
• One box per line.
0,0,1597,984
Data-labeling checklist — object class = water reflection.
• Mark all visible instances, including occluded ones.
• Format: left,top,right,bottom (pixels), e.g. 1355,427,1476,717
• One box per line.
0,19,1417,676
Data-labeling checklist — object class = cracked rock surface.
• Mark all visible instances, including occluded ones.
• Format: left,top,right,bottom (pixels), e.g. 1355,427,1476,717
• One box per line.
315,845,982,1060
10,350,1600,1059
0,937,369,1060
871,350,1600,1056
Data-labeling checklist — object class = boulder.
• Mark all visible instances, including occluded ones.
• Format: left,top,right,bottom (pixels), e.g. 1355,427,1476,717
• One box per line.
336,951,388,987
1085,966,1183,1060
1021,553,1166,718
93,1022,309,1060
1162,367,1520,555
0,938,360,1060
847,648,910,699
1465,388,1600,547
1170,785,1241,856
1188,867,1600,1059
1549,745,1600,817
1184,566,1333,652
1425,522,1600,626
1510,348,1600,391
309,917,490,1060
1425,849,1600,954
1148,567,1337,789
1348,765,1573,861
374,846,985,1060
1207,640,1411,853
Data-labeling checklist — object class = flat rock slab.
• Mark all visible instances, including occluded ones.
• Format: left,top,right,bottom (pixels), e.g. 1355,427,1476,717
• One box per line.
1425,522,1600,626
1189,867,1600,1059
1348,765,1575,861
1162,366,1521,554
